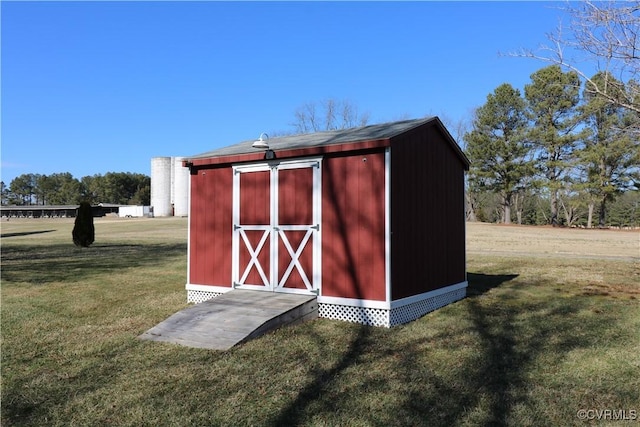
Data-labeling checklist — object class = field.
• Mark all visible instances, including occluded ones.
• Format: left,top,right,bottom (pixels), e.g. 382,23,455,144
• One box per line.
1,218,639,426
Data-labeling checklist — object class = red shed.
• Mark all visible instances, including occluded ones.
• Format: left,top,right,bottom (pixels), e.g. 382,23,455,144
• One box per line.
184,117,470,327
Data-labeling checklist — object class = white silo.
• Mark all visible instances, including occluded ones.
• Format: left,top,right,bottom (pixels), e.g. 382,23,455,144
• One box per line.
173,157,190,217
151,157,173,217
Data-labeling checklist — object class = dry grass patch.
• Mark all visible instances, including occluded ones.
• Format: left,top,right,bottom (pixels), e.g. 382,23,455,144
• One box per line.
467,222,639,260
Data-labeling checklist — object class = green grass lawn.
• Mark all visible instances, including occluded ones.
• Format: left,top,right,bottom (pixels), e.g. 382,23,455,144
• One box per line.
1,218,639,426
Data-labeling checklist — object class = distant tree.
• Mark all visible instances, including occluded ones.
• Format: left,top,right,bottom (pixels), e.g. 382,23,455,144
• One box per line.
291,99,370,133
43,173,82,205
72,202,95,247
9,174,37,205
525,65,583,226
464,83,534,224
96,172,150,204
78,172,150,204
80,174,102,204
606,190,640,227
36,175,56,205
440,114,479,221
0,181,9,206
578,72,640,227
130,184,151,206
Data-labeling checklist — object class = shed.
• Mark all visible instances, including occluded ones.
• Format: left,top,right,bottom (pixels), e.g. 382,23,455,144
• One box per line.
184,117,470,327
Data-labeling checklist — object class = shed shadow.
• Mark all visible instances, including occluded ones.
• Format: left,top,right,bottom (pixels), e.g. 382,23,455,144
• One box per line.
466,272,519,297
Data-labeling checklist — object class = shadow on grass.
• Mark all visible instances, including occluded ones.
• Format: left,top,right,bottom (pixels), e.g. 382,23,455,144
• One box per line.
265,272,623,426
1,242,187,284
467,272,519,296
268,275,519,425
1,229,56,238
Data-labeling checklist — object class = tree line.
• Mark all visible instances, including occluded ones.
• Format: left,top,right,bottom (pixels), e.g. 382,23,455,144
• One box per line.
463,65,639,228
1,172,150,207
464,2,639,228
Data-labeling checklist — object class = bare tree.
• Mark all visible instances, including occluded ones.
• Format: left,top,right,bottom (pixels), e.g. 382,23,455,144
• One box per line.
439,113,480,221
512,1,640,114
291,99,370,133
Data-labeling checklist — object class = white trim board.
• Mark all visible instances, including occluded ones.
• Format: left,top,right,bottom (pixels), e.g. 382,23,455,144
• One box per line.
186,284,234,294
318,281,468,310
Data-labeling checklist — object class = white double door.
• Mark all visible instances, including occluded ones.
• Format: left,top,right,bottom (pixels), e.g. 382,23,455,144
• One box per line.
232,159,321,294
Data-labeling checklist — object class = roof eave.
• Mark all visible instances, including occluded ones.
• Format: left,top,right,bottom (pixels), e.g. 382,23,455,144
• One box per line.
188,138,392,168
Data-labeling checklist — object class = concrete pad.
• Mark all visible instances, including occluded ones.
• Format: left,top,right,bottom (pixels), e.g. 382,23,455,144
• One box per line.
139,290,318,350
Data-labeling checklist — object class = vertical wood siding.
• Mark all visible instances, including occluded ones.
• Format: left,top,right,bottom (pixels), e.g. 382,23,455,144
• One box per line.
390,126,466,300
278,167,313,225
322,151,386,301
189,167,233,286
240,171,270,225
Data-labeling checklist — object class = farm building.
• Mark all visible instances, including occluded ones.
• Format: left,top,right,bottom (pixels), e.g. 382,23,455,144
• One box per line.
118,205,151,218
0,203,121,219
183,117,470,327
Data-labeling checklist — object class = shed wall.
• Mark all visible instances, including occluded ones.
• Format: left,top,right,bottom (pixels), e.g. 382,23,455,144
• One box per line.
189,167,233,286
321,151,386,301
390,125,466,300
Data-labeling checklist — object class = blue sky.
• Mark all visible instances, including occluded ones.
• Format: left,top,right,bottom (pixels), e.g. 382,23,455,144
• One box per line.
2,1,569,185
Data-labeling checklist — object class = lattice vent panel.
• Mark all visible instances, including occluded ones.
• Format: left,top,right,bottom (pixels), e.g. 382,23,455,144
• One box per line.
318,303,390,327
389,288,466,326
187,290,224,304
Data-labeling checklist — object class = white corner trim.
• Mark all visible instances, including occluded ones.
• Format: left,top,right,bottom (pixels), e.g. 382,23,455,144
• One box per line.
187,171,192,284
384,147,392,304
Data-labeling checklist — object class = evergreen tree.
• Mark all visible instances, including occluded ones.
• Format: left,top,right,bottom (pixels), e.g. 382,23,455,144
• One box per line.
72,202,95,247
0,181,8,206
578,72,640,227
9,174,37,205
464,83,533,224
525,65,583,226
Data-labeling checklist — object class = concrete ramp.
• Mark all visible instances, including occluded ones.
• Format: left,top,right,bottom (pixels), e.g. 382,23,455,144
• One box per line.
139,290,318,350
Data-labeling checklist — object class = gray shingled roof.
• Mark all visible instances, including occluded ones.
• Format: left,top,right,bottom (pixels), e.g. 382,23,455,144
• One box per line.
188,117,437,159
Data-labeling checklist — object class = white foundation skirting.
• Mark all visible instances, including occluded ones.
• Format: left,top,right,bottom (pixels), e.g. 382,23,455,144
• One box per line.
186,282,466,327
187,289,226,303
319,285,466,327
